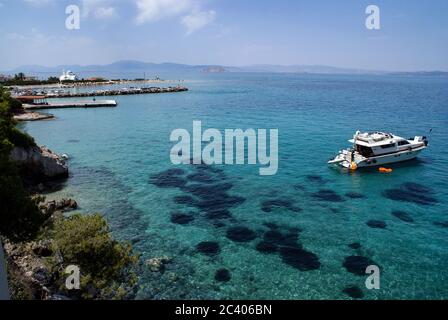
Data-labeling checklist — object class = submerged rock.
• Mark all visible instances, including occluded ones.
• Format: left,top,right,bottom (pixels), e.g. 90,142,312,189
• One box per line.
170,212,195,225
145,256,172,272
345,192,365,199
343,255,376,276
306,175,326,184
433,221,448,228
293,184,306,191
261,199,301,213
149,169,187,188
391,210,414,223
226,226,257,243
182,182,233,198
383,182,437,205
402,182,433,194
279,246,320,271
348,242,361,250
366,220,387,229
263,222,279,230
263,230,299,248
256,241,278,254
215,269,231,282
173,195,197,206
186,172,216,184
343,285,364,299
196,242,220,256
204,208,232,220
312,189,344,202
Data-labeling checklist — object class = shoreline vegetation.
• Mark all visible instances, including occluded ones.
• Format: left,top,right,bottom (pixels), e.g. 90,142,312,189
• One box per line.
0,85,139,300
1,73,183,89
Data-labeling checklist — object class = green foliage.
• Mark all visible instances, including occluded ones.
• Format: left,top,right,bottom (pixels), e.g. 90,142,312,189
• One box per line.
14,73,25,81
9,127,36,148
0,73,59,86
0,88,35,148
52,213,138,299
0,86,43,241
47,76,59,82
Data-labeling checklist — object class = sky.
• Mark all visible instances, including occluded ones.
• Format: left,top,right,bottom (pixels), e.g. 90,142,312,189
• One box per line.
0,0,447,71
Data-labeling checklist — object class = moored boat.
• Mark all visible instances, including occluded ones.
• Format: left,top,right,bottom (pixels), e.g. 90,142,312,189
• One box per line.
328,131,429,169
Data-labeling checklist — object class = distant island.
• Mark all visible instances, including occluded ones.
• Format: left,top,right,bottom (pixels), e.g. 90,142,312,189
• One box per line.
202,66,227,73
2,60,448,79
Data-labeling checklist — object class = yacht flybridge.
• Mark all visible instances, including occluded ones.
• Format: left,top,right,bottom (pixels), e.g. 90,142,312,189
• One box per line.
328,131,428,170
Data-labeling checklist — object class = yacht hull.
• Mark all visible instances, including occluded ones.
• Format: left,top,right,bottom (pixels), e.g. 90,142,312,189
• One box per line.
338,148,425,169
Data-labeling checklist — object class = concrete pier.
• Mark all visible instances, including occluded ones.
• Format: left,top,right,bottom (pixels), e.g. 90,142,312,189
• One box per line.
45,86,188,99
23,100,117,110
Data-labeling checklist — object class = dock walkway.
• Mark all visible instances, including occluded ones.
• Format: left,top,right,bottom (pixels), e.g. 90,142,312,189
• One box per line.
46,86,188,99
24,100,117,110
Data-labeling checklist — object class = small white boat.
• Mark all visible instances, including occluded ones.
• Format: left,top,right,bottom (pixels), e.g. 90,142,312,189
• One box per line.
328,131,429,169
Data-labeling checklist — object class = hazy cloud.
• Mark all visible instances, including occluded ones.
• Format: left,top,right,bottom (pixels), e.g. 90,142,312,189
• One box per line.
23,0,54,6
135,0,216,34
82,0,118,19
182,10,215,35
135,0,193,23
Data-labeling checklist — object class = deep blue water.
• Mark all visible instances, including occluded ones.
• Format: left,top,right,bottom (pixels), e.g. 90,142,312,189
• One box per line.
23,73,448,299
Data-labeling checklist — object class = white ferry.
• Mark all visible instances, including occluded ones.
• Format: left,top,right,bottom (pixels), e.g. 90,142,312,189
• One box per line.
59,70,78,82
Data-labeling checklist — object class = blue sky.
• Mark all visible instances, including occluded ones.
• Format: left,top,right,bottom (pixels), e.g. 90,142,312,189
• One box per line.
0,0,447,71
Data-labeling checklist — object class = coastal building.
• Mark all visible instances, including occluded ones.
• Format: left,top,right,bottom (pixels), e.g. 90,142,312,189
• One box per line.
15,95,47,105
86,77,105,82
0,74,12,82
59,70,78,82
24,75,38,81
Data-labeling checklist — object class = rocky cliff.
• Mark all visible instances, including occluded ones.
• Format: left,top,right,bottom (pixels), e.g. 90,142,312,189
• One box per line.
10,146,68,183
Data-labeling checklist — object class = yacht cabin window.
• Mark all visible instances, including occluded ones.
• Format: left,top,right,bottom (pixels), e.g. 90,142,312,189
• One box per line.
356,144,374,157
380,143,396,149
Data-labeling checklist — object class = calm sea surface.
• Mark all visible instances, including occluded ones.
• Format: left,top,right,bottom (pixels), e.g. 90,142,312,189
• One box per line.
23,73,448,299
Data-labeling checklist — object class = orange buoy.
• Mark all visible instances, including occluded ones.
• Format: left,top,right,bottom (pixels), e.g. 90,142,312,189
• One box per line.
349,162,358,171
379,167,393,173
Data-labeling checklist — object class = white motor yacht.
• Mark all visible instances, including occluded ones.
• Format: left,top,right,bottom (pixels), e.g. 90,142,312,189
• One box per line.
328,131,429,169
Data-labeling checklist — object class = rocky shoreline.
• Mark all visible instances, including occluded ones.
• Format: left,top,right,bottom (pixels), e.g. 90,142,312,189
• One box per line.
4,199,78,300
13,110,54,122
3,140,144,300
4,144,73,299
10,145,68,189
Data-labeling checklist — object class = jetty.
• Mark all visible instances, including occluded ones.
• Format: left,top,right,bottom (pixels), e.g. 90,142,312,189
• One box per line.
45,86,188,99
13,86,189,99
23,100,117,110
13,86,188,111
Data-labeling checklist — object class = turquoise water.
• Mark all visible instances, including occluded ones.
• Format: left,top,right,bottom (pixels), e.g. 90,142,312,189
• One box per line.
23,73,448,299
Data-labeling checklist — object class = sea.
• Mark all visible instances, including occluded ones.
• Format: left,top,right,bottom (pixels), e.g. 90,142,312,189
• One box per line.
21,72,448,299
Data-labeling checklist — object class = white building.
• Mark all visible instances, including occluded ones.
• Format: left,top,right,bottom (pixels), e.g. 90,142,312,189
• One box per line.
59,70,78,81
